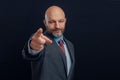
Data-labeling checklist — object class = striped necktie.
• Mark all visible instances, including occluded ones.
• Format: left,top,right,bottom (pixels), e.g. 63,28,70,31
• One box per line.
58,39,65,53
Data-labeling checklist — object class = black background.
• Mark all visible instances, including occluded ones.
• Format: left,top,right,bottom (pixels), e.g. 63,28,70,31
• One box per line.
0,0,120,80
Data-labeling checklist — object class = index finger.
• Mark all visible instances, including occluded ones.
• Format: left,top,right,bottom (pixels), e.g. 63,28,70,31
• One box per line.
42,35,53,44
35,28,43,37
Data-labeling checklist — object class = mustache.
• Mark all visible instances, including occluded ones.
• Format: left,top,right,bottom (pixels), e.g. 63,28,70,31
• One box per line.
52,29,63,31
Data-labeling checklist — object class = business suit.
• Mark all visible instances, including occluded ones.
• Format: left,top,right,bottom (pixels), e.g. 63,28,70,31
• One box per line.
22,32,75,80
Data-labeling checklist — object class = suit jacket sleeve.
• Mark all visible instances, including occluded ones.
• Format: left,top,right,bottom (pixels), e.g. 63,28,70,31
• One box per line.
22,39,45,61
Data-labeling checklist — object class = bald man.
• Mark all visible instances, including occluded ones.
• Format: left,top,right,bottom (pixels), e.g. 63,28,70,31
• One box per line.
22,5,75,80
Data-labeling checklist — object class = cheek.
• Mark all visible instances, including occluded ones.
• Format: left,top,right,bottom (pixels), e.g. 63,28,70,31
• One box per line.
61,24,66,29
47,25,55,30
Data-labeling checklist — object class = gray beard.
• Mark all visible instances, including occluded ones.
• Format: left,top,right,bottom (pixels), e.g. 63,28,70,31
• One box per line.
52,32,63,38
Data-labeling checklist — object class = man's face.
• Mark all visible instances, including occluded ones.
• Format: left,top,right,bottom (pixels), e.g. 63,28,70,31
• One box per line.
44,10,66,38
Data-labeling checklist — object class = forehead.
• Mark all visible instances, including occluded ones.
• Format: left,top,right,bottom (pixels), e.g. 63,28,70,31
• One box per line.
45,7,65,20
47,14,65,21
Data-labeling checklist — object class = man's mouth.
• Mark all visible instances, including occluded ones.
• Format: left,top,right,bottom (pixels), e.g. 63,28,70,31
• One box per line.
54,30,61,33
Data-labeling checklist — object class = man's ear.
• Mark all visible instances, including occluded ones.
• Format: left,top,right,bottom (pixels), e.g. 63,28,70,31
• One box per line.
65,18,67,23
43,19,47,27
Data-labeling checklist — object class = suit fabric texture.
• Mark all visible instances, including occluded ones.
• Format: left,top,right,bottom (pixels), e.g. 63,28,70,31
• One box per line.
22,32,75,80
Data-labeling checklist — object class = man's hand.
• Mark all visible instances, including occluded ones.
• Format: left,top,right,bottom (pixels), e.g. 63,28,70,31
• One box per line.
30,28,52,51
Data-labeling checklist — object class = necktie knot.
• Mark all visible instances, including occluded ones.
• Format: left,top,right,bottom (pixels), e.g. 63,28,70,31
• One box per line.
58,39,65,53
58,39,64,46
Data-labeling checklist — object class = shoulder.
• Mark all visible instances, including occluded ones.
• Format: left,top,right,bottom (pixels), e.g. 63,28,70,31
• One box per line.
64,38,74,47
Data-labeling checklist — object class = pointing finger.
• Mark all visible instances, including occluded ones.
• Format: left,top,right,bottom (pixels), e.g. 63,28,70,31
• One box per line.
35,28,43,37
42,35,53,44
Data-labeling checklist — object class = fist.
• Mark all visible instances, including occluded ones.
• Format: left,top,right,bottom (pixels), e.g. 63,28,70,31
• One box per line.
30,28,52,51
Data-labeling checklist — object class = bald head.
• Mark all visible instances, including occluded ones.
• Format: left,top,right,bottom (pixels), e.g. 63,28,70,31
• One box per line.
45,6,65,20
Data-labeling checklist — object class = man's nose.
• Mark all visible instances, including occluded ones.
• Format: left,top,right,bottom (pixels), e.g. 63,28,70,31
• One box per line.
55,22,60,28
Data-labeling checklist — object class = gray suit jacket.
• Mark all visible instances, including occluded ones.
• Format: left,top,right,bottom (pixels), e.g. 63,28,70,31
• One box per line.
22,32,75,80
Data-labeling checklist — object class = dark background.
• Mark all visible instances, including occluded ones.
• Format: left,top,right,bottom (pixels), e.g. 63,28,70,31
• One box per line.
0,0,120,80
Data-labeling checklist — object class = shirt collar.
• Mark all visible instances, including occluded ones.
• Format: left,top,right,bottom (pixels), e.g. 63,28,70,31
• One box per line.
54,36,64,43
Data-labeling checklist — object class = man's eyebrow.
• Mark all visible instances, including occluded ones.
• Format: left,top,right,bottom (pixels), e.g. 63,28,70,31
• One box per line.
49,19,55,21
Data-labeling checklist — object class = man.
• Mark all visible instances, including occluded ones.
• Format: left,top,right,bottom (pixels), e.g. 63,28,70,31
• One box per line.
22,5,75,80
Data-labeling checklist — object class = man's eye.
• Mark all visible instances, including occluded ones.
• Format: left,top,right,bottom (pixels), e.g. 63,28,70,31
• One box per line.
49,21,55,23
59,20,64,23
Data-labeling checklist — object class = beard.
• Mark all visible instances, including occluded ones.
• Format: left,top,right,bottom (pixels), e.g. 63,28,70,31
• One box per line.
47,28,65,38
52,29,63,38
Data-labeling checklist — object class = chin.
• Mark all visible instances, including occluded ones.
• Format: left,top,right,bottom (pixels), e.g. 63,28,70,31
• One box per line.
52,32,63,38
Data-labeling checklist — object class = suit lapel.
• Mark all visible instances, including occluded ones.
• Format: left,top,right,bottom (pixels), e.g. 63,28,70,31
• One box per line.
52,40,68,77
64,39,75,64
64,39,75,79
